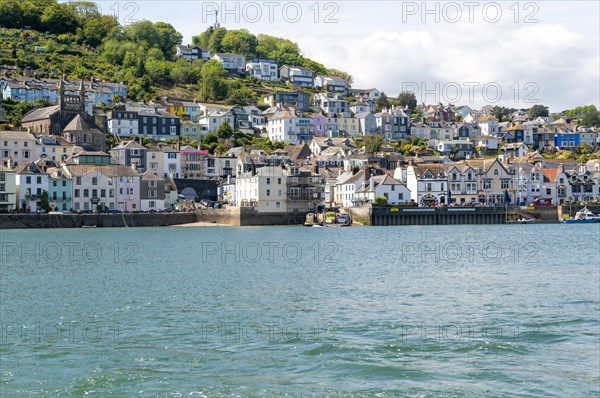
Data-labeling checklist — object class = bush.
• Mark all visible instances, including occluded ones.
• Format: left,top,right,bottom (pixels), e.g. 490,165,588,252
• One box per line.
374,196,388,207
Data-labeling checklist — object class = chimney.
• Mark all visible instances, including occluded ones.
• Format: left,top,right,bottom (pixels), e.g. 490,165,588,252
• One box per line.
7,156,13,170
364,166,371,182
131,162,137,171
369,177,375,191
227,175,231,184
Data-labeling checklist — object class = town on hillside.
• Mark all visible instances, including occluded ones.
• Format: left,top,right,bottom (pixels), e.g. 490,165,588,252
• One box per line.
1,22,599,215
1,74,599,215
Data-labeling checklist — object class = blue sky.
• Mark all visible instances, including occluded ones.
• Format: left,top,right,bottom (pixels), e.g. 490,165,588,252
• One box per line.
91,1,599,112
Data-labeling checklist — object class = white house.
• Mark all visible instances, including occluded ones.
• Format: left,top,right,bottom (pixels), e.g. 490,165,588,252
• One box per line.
405,164,449,206
348,88,380,101
235,166,288,212
0,164,17,211
1,130,38,168
212,53,246,75
67,165,140,212
146,145,181,179
314,75,349,93
354,174,411,205
266,109,313,144
473,135,499,151
176,45,210,61
198,111,235,134
246,58,278,81
475,115,500,136
14,159,50,212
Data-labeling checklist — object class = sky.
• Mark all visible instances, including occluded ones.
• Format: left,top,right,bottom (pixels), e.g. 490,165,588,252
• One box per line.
91,0,600,113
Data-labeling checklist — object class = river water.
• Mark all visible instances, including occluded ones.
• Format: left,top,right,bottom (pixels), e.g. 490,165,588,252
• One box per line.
1,224,599,397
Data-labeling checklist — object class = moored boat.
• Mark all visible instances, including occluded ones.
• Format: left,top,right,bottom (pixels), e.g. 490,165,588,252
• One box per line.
563,207,600,223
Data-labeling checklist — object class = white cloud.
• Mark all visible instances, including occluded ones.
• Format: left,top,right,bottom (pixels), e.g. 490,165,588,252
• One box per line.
298,21,599,112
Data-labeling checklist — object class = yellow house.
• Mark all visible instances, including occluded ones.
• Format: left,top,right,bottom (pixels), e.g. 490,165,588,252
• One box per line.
339,116,359,137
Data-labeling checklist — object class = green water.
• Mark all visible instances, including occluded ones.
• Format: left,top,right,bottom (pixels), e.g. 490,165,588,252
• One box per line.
1,224,599,397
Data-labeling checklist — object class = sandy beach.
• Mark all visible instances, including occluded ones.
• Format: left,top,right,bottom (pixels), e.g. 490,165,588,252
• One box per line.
172,221,232,227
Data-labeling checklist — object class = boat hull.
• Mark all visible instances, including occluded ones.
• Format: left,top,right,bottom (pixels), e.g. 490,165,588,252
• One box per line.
563,219,600,224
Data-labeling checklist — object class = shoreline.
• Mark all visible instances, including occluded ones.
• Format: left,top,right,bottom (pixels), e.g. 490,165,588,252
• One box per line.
172,221,232,227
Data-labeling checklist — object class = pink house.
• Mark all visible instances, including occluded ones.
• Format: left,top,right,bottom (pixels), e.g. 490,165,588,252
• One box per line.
310,112,327,136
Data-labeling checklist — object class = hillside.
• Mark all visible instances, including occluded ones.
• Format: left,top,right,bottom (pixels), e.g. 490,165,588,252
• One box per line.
0,0,351,107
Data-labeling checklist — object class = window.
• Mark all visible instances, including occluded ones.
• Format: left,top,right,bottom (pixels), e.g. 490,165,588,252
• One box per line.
266,189,271,196
276,202,281,208
101,189,106,198
83,189,89,198
62,180,66,187
398,193,403,200
76,177,81,185
0,183,4,191
266,178,271,184
109,189,114,198
74,189,80,198
149,190,156,198
53,180,57,187
391,185,395,191
494,169,499,176
36,176,41,184
92,177,98,185
26,176,31,184
501,180,509,189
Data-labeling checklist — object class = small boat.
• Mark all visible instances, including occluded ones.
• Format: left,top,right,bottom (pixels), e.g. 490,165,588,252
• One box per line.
81,225,97,228
507,217,536,224
563,207,600,224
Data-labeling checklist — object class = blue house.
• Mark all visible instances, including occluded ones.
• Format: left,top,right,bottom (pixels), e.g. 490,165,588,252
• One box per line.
555,133,580,149
48,166,73,211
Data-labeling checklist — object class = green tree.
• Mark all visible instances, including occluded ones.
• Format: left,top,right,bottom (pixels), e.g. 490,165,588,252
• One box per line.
78,15,119,47
397,91,417,112
566,105,600,127
220,29,258,56
39,190,51,212
326,68,353,85
0,0,24,28
490,106,512,122
208,27,227,54
216,121,233,140
41,2,80,34
374,196,388,207
199,60,229,101
363,135,383,154
527,104,549,118
202,132,219,145
154,21,183,60
376,92,390,112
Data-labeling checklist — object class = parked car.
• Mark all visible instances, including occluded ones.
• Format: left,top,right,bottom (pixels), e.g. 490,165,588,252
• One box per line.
337,214,350,225
531,197,553,206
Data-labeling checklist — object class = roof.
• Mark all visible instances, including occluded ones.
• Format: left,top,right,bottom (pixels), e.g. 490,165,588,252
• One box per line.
111,140,147,150
543,168,559,183
0,130,38,140
63,115,95,132
21,105,60,123
506,123,525,131
66,164,140,177
475,115,498,122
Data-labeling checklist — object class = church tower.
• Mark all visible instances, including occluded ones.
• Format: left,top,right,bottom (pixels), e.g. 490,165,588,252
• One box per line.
58,75,85,130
